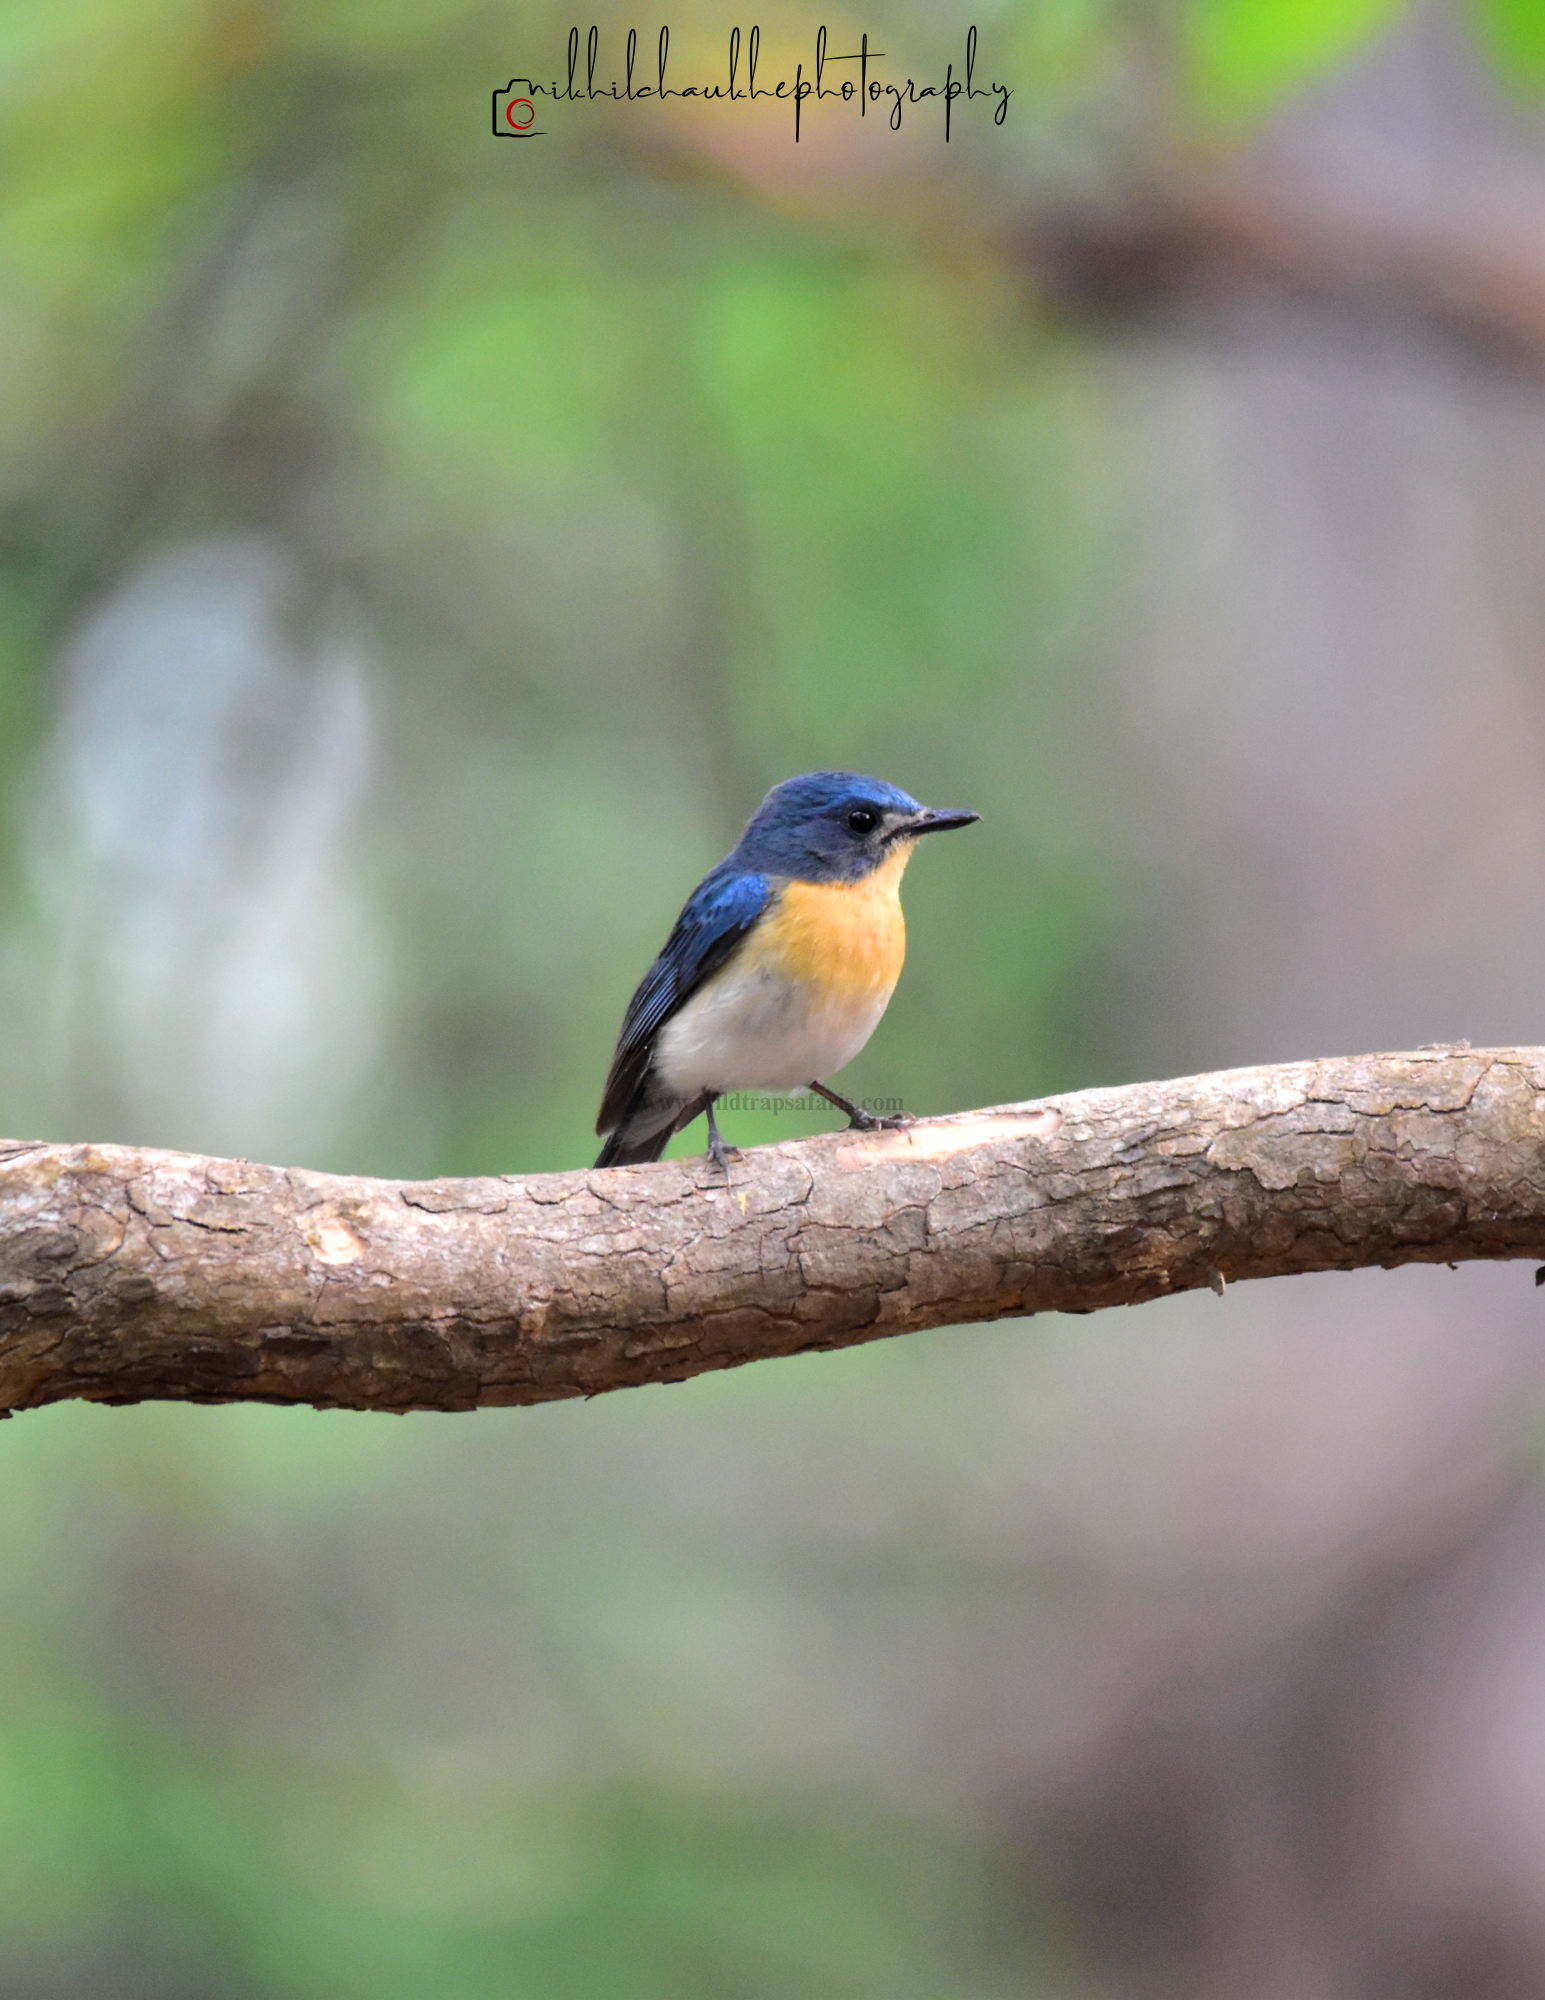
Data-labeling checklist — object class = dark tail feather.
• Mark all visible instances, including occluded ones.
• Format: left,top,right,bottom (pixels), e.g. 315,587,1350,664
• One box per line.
594,1122,672,1168
594,1092,711,1169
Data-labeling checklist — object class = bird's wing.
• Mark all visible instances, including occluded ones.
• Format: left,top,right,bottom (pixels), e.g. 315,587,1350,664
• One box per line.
596,864,772,1135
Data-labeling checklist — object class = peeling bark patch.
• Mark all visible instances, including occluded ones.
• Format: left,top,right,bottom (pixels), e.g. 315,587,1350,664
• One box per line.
305,1218,367,1266
833,1107,1063,1165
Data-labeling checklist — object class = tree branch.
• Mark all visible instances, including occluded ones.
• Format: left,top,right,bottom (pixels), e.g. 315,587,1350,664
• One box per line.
1027,177,1545,371
3,1048,1542,1415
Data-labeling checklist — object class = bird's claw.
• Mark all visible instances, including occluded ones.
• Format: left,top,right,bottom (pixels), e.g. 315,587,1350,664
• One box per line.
846,1109,914,1134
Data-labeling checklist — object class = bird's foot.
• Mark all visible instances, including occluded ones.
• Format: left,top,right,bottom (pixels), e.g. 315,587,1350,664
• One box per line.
845,1107,914,1133
809,1081,914,1135
704,1103,742,1187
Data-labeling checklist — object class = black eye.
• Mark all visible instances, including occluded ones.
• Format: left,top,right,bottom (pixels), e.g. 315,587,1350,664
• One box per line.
845,807,880,836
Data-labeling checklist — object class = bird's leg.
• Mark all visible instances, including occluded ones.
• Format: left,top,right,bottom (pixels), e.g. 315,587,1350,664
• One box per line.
703,1096,742,1185
809,1080,914,1132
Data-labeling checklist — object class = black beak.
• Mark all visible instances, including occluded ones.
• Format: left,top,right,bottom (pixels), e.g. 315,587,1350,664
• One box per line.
898,807,980,839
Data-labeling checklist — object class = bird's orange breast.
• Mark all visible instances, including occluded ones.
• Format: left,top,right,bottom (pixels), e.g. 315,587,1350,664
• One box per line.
747,841,912,1004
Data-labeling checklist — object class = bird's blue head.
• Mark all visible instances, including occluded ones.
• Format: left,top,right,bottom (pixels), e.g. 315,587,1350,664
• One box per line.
734,771,979,884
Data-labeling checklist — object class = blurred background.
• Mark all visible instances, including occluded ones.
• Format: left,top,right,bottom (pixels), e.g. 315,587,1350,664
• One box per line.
4,0,1545,1993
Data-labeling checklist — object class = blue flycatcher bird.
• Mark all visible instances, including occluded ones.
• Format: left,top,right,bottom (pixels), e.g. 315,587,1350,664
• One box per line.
595,771,979,1172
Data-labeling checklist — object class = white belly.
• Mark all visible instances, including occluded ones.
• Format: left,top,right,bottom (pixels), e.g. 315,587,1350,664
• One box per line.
654,959,891,1097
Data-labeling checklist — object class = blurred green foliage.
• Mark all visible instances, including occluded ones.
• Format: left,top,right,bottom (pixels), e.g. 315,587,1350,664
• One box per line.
1474,0,1545,87
0,1355,1088,1999
0,1693,1027,1998
1184,0,1409,122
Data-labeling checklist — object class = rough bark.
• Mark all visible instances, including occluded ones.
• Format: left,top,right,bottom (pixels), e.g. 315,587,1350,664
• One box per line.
2,1047,1543,1415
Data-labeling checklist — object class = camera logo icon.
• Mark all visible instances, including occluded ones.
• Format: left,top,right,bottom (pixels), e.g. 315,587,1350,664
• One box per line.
493,80,543,136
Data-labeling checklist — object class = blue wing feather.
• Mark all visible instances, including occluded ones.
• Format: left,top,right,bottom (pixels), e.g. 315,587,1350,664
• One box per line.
596,864,772,1135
